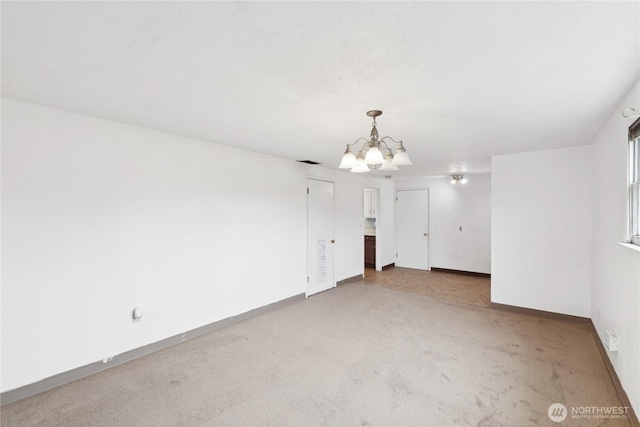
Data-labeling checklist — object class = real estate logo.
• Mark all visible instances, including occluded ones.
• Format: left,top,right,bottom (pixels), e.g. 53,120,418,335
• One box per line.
547,403,629,422
548,403,567,423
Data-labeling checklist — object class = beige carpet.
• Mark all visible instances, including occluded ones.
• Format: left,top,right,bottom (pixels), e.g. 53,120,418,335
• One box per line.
1,268,630,426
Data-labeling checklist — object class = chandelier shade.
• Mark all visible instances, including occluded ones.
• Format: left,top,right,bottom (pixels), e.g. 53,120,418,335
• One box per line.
339,110,412,173
391,146,412,166
379,153,399,171
338,148,357,169
351,153,371,173
364,144,385,165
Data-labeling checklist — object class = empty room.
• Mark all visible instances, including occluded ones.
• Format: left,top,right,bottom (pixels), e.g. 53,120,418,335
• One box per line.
1,1,639,426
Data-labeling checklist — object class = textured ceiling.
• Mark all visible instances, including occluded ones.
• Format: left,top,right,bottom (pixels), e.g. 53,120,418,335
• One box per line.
2,1,639,177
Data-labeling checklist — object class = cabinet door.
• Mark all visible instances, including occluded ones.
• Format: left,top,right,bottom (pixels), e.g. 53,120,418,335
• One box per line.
364,236,376,267
371,191,377,218
364,190,375,218
363,191,370,217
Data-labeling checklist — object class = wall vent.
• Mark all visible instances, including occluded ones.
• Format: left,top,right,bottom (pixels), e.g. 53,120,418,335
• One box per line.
297,160,321,165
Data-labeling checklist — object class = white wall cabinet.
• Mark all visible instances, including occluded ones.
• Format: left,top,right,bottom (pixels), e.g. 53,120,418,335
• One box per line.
363,188,377,218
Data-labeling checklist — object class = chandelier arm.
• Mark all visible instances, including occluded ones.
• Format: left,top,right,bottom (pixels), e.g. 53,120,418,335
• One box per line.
379,136,402,145
379,140,393,153
379,136,401,144
348,138,371,148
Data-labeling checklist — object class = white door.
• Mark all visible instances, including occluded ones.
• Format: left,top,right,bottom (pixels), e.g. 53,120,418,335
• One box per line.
307,178,335,296
395,189,430,270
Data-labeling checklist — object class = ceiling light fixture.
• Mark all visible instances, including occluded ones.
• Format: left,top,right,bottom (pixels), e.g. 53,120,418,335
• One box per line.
339,110,412,173
451,174,467,184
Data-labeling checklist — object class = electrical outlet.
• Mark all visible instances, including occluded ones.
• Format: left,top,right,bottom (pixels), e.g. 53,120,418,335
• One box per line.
459,226,463,231
604,329,618,352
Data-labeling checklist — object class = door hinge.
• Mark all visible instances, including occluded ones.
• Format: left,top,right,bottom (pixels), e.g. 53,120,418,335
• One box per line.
307,276,309,283
396,197,398,201
307,188,309,194
396,252,398,258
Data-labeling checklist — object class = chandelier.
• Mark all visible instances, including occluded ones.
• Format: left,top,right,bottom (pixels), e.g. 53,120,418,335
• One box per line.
338,110,412,173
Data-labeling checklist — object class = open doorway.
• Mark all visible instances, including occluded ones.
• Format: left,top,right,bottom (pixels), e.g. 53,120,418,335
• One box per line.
363,187,379,270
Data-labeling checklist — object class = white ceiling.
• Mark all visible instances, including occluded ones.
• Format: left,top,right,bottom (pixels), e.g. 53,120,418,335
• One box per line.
2,1,639,177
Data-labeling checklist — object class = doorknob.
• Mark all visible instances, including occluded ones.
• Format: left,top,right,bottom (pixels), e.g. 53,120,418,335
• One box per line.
423,233,428,237
331,239,335,243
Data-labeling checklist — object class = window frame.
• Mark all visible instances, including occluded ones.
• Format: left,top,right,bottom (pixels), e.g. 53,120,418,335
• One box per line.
628,118,640,246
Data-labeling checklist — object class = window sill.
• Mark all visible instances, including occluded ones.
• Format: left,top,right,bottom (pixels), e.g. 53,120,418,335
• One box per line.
618,242,640,253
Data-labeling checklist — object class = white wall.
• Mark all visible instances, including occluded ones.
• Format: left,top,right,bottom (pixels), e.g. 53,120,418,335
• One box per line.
0,99,365,392
393,174,491,274
491,146,592,317
591,79,640,413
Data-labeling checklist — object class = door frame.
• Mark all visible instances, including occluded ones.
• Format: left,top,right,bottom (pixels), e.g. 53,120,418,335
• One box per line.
394,187,431,271
306,175,336,296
